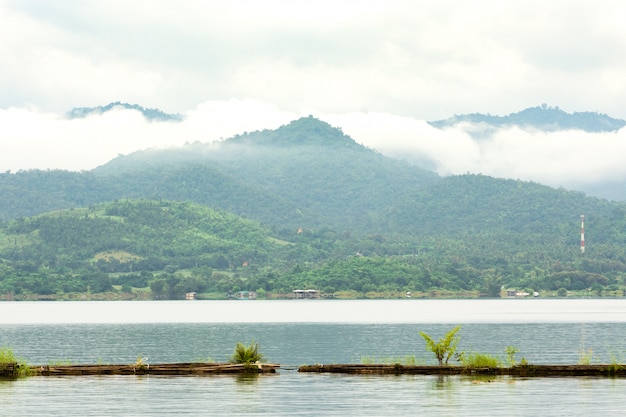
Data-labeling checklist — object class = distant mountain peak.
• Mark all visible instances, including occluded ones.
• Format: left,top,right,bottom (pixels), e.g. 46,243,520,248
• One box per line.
428,104,626,134
66,101,183,122
225,116,361,148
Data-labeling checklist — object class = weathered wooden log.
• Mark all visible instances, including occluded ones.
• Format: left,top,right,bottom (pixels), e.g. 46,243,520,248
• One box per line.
32,362,279,376
298,364,476,375
0,362,17,377
298,363,626,377
509,364,626,377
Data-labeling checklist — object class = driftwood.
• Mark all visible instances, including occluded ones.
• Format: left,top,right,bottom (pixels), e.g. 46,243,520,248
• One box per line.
32,362,279,376
298,363,626,377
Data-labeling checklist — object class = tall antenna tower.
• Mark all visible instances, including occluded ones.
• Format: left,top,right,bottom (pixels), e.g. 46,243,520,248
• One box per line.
580,215,585,254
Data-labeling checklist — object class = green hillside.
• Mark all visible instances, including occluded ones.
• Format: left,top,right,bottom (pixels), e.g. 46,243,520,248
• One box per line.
1,117,626,299
2,188,626,299
0,200,285,298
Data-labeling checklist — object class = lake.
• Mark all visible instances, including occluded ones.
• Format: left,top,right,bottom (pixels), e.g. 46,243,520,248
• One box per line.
2,299,626,416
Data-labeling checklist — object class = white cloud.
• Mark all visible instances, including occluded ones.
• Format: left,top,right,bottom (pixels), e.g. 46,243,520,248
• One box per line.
1,1,625,119
1,1,626,198
2,100,625,202
0,100,296,172
326,111,626,192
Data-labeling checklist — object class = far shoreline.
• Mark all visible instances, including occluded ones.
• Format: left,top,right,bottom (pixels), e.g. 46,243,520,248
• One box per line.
1,287,623,302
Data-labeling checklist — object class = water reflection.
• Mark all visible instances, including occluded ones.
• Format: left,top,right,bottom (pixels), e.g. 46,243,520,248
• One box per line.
2,300,626,417
235,373,261,385
431,374,453,390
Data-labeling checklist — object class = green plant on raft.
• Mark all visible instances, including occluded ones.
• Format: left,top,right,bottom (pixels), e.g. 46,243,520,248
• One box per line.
459,351,501,368
0,346,31,378
505,345,520,367
606,362,623,375
133,356,149,372
419,325,461,366
607,350,624,375
578,348,593,365
360,356,375,365
230,340,264,364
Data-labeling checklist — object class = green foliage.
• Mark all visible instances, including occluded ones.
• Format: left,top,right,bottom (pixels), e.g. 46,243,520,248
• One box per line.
230,340,264,364
505,345,520,367
578,348,594,365
605,350,624,374
607,352,624,375
419,325,461,366
0,200,281,298
0,347,30,377
0,347,18,364
459,351,501,368
134,356,149,371
607,363,623,375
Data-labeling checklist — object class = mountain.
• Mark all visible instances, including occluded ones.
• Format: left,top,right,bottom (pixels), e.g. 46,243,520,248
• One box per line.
0,116,617,232
428,104,626,134
0,117,438,232
91,116,440,232
3,115,626,299
66,101,183,122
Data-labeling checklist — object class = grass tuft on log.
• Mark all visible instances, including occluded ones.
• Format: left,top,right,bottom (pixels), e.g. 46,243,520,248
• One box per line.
230,340,264,364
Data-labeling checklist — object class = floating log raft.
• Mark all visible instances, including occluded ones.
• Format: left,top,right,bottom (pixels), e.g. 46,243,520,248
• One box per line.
298,363,626,377
509,364,626,377
32,362,279,376
1,363,18,377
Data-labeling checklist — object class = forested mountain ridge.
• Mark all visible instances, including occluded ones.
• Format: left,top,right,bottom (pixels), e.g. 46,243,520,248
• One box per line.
388,175,614,237
428,104,626,133
226,115,363,148
2,116,626,299
1,117,439,233
66,101,183,122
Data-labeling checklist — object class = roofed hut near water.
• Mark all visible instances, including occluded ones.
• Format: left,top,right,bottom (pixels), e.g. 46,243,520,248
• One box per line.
293,289,319,299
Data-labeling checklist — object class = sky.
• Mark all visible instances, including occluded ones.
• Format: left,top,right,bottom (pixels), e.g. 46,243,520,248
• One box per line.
1,0,626,195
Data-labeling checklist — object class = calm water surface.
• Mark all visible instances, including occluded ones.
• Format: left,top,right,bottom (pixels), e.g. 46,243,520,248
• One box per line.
2,299,626,416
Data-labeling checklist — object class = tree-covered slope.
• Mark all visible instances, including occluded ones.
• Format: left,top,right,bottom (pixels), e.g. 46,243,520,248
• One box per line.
2,183,626,298
385,174,615,237
0,170,114,221
0,117,438,233
96,117,440,231
0,200,283,296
